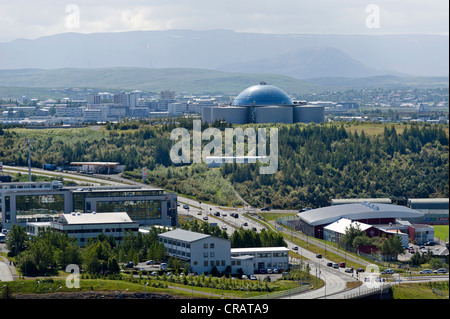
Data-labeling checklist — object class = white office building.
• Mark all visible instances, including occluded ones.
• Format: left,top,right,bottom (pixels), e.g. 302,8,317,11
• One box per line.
158,228,289,275
50,212,139,246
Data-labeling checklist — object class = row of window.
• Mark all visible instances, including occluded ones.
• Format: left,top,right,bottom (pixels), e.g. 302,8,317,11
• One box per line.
231,252,288,258
58,227,139,234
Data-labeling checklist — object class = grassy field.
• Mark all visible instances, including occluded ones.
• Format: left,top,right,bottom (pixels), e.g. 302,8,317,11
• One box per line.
391,282,449,299
433,225,449,242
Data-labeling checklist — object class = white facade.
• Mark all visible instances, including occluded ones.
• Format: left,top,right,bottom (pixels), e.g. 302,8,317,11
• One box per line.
50,212,139,246
158,229,231,275
230,247,289,272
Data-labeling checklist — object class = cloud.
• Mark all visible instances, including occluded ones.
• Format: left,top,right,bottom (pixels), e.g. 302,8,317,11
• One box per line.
0,0,448,42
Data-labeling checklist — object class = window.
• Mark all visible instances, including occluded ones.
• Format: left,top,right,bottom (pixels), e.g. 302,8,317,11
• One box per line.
204,243,208,249
210,252,215,257
210,243,215,249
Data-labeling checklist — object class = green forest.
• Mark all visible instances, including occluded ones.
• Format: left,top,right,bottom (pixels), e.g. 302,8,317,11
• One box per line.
0,119,448,209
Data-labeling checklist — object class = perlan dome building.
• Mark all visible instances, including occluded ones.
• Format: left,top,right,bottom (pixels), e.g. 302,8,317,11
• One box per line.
202,82,324,124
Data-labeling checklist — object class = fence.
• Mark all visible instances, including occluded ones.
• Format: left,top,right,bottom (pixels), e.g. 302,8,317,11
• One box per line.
248,284,311,299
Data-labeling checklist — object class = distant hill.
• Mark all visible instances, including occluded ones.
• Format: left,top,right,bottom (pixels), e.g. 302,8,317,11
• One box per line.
0,67,321,94
218,46,394,79
0,29,448,77
0,68,447,99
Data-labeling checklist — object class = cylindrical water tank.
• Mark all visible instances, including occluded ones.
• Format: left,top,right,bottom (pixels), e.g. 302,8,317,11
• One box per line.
210,106,248,124
254,106,293,124
294,105,325,123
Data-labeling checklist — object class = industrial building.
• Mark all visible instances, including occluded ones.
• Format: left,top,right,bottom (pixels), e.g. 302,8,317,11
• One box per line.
1,183,178,230
407,198,449,225
294,202,424,239
202,82,325,124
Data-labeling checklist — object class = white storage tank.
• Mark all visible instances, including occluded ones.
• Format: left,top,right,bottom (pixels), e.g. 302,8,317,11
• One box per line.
255,106,293,124
210,106,248,124
294,105,325,123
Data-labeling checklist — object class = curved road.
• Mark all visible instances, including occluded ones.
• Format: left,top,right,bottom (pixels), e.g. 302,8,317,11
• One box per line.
2,166,448,299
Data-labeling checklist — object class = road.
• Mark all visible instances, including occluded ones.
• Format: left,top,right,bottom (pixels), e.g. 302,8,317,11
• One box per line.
2,166,448,299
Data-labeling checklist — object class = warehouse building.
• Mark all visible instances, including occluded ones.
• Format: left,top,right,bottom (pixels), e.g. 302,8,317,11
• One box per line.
295,202,424,239
202,82,325,124
407,198,449,225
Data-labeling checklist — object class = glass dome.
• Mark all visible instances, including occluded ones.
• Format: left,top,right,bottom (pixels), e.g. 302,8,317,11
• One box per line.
232,82,293,106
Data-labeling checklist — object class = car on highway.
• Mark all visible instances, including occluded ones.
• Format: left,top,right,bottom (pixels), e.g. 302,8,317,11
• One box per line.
420,269,433,274
242,222,248,227
292,246,298,251
316,254,322,259
261,207,271,211
332,263,339,269
221,225,227,230
326,262,333,267
214,212,221,216
203,216,208,220
356,268,365,274
381,269,395,275
339,262,346,268
345,268,354,273
183,204,189,209
434,268,448,274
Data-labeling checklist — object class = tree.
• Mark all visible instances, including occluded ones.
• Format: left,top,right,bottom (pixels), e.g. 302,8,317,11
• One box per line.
5,225,28,257
378,235,404,260
340,223,367,250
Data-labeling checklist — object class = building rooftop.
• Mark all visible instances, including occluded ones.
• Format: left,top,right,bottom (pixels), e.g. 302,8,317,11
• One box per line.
232,82,293,107
158,228,211,242
324,218,372,234
297,203,424,226
56,212,134,225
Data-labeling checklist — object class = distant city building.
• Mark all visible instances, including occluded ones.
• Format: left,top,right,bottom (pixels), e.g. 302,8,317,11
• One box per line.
202,82,325,124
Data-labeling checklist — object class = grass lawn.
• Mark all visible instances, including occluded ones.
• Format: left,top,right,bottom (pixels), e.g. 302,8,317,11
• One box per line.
391,282,449,299
433,225,449,242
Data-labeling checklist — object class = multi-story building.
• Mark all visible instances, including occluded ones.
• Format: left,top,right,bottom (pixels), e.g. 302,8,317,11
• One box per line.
1,184,177,230
158,228,289,275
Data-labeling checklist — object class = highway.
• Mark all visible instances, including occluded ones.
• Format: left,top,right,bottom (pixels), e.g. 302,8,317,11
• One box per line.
1,166,448,299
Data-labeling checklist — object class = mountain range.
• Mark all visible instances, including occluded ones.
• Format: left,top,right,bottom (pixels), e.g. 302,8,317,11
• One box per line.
1,29,448,79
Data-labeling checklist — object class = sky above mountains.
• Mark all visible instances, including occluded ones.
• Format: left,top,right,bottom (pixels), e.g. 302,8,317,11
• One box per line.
0,0,448,42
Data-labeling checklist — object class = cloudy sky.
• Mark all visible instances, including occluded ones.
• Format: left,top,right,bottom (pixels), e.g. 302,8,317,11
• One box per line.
0,0,448,42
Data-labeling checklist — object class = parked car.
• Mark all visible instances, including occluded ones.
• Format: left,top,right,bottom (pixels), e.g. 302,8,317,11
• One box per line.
356,268,365,274
339,262,346,268
221,225,227,230
145,260,155,265
326,262,333,267
434,268,448,274
203,216,208,220
125,261,134,268
424,241,436,246
332,263,339,269
420,269,433,274
345,268,354,273
250,275,257,280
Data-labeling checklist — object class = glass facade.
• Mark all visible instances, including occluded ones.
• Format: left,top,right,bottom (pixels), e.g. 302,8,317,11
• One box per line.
15,194,65,223
96,199,161,221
